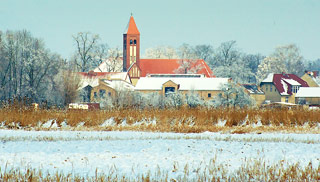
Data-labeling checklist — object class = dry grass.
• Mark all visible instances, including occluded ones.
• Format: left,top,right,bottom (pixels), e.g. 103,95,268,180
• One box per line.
0,107,319,133
1,159,319,181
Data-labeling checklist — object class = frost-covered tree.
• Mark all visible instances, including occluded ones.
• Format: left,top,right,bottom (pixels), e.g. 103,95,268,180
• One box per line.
164,92,184,108
144,46,178,59
213,82,255,108
0,30,62,105
175,43,204,74
185,90,203,108
256,44,305,83
193,44,214,63
305,58,320,72
256,56,287,83
212,41,255,83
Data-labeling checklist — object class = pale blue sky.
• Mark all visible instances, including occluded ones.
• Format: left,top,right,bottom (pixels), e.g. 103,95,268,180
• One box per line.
0,0,319,60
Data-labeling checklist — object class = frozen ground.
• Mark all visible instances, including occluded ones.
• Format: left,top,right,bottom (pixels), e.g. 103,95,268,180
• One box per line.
0,130,320,179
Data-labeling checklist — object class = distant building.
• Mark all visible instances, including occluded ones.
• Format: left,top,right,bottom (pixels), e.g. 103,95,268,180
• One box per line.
78,71,130,102
135,75,229,100
122,16,214,86
90,79,134,102
295,87,320,106
260,73,309,104
301,71,320,87
241,84,265,106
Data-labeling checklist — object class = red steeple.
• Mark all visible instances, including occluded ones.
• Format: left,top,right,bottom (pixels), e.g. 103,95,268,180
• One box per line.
124,16,140,35
123,15,140,74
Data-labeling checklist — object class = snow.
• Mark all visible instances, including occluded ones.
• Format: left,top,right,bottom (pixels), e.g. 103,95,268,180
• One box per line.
261,73,273,83
135,77,229,91
280,79,290,95
0,130,319,179
102,79,134,91
283,78,301,86
296,87,320,97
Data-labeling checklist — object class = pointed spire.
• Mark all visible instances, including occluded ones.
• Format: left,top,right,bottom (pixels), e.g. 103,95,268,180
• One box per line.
124,15,140,35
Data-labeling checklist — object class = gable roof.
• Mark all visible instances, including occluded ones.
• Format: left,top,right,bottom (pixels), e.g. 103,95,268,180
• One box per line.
296,87,320,98
101,79,134,91
135,77,229,91
78,72,131,89
139,59,214,78
261,73,309,95
124,16,140,35
242,84,264,94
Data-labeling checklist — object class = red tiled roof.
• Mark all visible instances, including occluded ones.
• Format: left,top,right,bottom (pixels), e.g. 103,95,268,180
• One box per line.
78,72,123,78
272,73,309,95
139,59,215,77
124,16,140,35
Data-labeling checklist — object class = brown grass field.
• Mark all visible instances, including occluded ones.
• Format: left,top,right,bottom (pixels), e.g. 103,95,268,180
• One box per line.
1,107,319,133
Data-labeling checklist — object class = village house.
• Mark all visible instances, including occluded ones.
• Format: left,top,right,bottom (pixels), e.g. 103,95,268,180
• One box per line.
260,73,309,104
241,84,265,106
135,74,229,100
78,71,131,102
295,87,320,106
301,71,320,87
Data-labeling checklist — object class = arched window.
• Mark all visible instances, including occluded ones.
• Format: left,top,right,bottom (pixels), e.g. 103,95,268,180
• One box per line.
130,40,133,45
134,39,137,45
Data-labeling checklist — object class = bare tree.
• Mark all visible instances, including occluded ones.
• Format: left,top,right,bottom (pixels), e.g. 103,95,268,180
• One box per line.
55,70,81,106
73,32,100,72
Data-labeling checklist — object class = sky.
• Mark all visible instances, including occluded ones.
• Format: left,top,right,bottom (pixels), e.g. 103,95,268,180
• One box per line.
0,0,319,60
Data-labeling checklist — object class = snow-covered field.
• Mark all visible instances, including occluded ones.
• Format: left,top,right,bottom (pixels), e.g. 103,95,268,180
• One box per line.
1,130,320,180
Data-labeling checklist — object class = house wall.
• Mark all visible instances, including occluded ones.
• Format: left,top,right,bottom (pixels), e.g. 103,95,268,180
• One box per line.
260,83,281,102
249,94,265,106
296,97,320,105
280,95,295,104
301,74,319,87
135,89,222,101
90,84,116,102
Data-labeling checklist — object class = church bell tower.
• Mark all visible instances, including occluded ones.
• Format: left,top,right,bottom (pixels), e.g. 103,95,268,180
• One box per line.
123,15,140,72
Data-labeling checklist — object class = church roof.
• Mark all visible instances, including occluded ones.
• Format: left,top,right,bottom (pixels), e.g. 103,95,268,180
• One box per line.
124,16,140,35
139,59,214,78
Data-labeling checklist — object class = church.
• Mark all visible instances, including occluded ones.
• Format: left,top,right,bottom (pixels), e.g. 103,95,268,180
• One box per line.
120,15,214,85
78,16,224,102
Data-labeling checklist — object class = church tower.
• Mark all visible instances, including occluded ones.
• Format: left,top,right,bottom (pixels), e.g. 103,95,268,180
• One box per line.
123,15,140,72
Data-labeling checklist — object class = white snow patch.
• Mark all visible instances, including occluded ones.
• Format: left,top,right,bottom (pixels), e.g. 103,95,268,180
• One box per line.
216,119,226,127
101,117,116,127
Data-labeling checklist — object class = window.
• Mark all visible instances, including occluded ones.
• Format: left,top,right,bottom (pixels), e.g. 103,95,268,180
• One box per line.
134,39,137,45
285,96,289,103
94,92,97,99
165,87,175,96
130,40,133,45
291,86,300,93
208,93,211,98
265,85,268,92
270,85,272,92
108,92,111,97
99,89,106,98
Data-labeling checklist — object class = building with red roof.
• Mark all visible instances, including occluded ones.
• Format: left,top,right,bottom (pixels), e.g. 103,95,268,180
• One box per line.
260,73,309,104
122,16,214,85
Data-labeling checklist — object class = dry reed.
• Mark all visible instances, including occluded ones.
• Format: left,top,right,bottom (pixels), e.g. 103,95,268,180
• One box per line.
0,107,319,133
